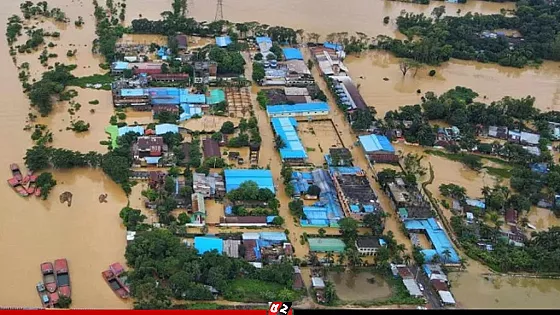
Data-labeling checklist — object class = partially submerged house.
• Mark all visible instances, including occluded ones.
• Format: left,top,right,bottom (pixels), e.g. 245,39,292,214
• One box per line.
359,134,398,163
355,236,385,256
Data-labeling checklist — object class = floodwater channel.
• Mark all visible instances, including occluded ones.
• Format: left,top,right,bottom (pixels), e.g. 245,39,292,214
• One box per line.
0,0,558,309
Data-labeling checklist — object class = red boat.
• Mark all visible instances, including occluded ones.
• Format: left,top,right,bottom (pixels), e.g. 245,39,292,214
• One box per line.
10,164,23,182
35,187,42,197
27,175,38,195
22,170,33,185
7,178,29,196
54,258,71,298
48,292,59,308
102,262,130,299
40,262,57,293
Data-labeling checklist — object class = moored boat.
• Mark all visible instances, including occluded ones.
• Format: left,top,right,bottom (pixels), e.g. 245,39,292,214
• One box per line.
36,282,50,308
27,175,37,195
10,164,23,182
48,292,59,308
35,187,42,197
8,177,28,196
54,258,71,298
22,170,33,185
102,268,129,299
40,262,57,293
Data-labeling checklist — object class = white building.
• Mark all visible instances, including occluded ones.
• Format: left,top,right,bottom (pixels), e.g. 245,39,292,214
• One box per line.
355,236,383,256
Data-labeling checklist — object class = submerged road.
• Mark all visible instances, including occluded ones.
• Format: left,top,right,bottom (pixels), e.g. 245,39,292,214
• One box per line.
410,264,443,309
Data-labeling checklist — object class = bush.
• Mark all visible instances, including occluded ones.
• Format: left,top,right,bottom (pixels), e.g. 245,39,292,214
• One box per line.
89,99,99,105
429,69,436,76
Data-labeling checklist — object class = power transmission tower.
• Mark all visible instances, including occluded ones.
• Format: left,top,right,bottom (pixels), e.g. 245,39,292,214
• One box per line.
214,0,224,21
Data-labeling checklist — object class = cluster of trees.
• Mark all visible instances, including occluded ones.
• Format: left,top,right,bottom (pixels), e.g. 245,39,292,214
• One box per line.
141,171,188,224
228,117,260,147
252,62,265,83
208,47,246,75
26,63,77,116
125,229,297,308
376,0,560,68
350,108,376,131
227,181,279,211
6,15,23,45
452,216,560,273
24,132,138,194
20,1,68,22
92,0,127,62
36,172,56,200
119,206,148,231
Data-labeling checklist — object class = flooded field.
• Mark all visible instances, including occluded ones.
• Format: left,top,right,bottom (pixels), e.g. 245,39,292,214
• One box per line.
329,271,392,302
346,51,560,116
298,120,343,166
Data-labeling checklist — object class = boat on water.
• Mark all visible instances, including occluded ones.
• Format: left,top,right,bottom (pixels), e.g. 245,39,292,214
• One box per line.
10,163,23,182
35,187,41,197
54,258,71,298
41,262,57,293
102,262,130,299
27,175,38,195
22,170,33,185
36,282,50,308
7,177,29,196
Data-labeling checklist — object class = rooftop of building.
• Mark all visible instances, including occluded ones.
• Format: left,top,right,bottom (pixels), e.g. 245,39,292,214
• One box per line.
203,138,221,158
271,117,307,160
308,238,346,252
118,125,145,137
224,169,275,193
155,123,179,135
404,218,460,264
356,236,383,249
266,102,330,115
283,47,304,60
215,36,232,47
332,171,378,207
194,236,223,255
359,134,395,153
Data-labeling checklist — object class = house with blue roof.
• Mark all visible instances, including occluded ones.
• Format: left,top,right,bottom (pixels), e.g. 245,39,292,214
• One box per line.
271,117,307,165
405,218,460,265
118,126,144,137
359,134,398,163
216,36,232,47
282,48,304,60
224,169,275,193
266,103,330,118
111,61,129,74
155,123,179,135
194,236,223,255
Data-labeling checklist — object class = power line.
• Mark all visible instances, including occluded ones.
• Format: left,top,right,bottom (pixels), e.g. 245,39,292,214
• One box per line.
214,0,223,21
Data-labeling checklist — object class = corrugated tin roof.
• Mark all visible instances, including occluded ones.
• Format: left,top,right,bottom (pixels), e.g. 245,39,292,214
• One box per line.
194,236,223,254
121,88,147,97
465,199,485,209
308,238,346,252
402,279,423,297
283,48,304,60
112,61,129,70
242,232,260,240
267,103,330,116
118,126,145,137
224,169,275,193
155,123,179,135
215,36,232,47
359,134,395,153
256,36,272,44
259,232,287,242
144,157,161,164
271,117,307,160
438,290,456,304
311,277,325,288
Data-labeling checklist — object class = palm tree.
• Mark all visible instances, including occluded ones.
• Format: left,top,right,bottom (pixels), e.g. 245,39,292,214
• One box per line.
403,253,412,265
326,251,334,264
431,253,441,264
337,251,346,266
481,186,491,207
395,243,406,259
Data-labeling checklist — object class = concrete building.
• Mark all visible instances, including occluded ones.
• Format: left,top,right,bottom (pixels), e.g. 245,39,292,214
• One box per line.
266,102,330,118
224,169,275,193
355,236,384,256
271,117,307,165
359,134,398,163
193,172,225,198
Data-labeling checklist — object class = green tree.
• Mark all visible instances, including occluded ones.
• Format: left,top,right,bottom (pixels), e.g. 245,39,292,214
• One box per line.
220,121,235,134
338,217,359,245
272,216,285,226
119,206,147,231
306,185,321,197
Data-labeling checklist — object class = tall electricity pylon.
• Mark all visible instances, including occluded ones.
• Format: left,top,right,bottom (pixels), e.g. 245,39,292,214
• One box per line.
214,0,224,21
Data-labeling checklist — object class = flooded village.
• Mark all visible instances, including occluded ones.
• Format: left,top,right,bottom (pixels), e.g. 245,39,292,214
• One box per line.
1,0,560,310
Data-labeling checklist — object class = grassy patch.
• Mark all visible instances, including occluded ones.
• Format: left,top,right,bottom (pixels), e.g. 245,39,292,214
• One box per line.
68,73,113,90
223,278,299,303
485,166,512,178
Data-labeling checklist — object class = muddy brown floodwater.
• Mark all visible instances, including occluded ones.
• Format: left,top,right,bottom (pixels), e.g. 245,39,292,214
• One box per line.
0,0,559,309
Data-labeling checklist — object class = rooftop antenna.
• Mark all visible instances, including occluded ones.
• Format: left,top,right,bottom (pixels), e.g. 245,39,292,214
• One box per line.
214,0,224,21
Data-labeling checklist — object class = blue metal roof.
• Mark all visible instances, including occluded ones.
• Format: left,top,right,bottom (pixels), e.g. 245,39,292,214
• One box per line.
359,134,395,153
259,232,287,242
112,61,129,70
271,117,308,160
186,94,206,104
256,36,272,44
155,123,179,135
405,218,459,264
224,169,275,193
118,126,144,137
215,36,232,47
266,103,330,116
121,88,147,97
323,42,343,51
465,199,486,209
144,157,161,164
282,48,303,60
194,237,223,255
